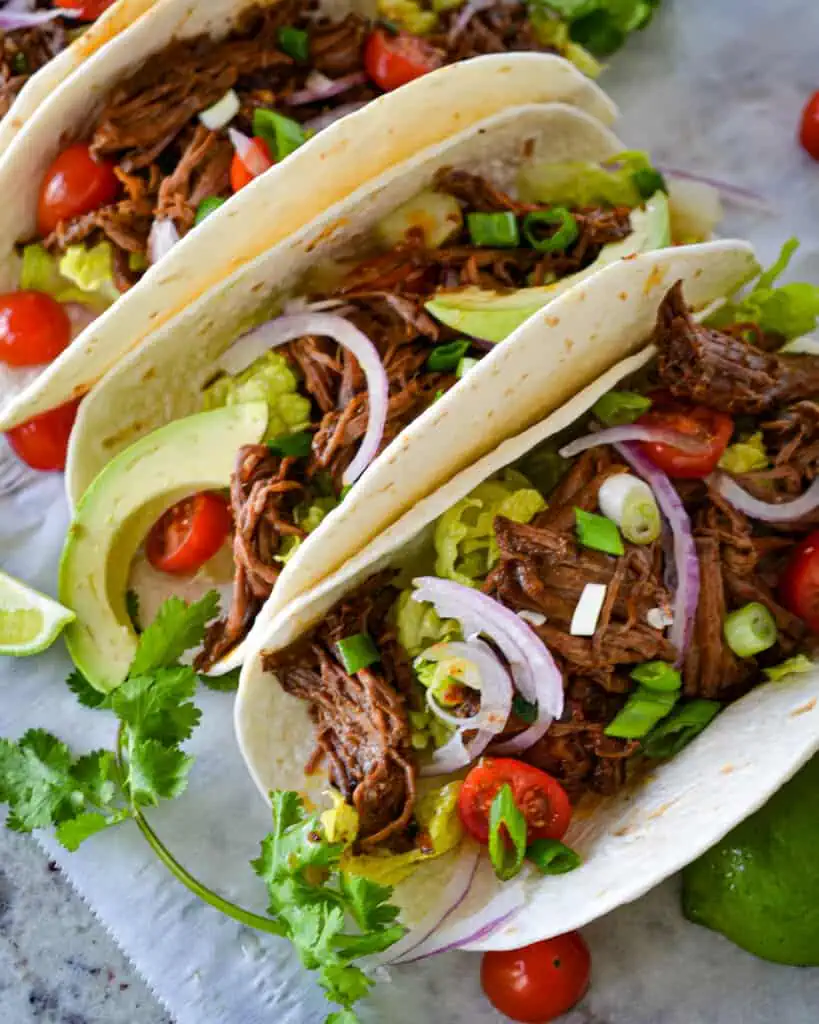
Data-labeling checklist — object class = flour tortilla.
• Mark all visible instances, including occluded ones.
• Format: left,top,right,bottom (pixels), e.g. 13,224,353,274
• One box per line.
0,0,614,428
0,0,157,157
236,321,819,951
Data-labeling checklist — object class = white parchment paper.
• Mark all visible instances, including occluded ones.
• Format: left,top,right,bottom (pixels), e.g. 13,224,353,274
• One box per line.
2,0,819,1021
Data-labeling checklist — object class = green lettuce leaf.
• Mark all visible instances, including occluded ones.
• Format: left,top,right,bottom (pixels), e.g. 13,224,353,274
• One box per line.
763,655,817,683
718,432,768,474
20,242,118,309
519,150,661,208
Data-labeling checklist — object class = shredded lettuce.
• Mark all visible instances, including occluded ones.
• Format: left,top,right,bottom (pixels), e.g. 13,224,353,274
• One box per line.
339,782,464,886
710,239,819,341
718,432,768,475
273,494,339,565
393,589,459,658
543,0,661,56
203,351,311,441
518,150,660,208
20,242,117,309
763,655,816,683
434,471,546,587
378,0,438,33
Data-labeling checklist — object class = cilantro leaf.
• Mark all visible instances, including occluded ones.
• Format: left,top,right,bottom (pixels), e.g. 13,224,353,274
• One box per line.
70,750,119,809
340,875,401,933
326,1012,363,1024
66,669,108,709
320,964,372,1009
0,731,76,830
109,667,201,745
129,592,219,677
127,738,192,806
199,666,241,691
57,809,128,852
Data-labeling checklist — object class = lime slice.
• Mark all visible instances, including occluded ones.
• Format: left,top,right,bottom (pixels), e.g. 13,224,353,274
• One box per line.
0,571,75,656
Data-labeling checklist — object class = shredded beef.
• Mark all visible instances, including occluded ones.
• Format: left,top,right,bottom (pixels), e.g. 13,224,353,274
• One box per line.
262,574,417,849
655,282,819,414
1,16,66,119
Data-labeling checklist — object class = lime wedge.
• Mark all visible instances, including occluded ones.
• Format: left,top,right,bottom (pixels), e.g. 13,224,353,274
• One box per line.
0,571,75,656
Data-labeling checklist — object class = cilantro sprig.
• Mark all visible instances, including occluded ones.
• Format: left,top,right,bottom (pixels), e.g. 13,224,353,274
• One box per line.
0,592,401,1022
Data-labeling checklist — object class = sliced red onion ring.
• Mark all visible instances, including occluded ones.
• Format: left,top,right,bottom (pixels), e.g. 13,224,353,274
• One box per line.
228,127,272,177
559,425,702,460
380,846,481,966
711,471,819,522
147,218,180,265
412,578,563,719
658,165,776,214
448,0,495,43
614,442,699,664
216,313,388,486
303,100,368,135
64,302,98,336
286,70,367,106
0,7,77,30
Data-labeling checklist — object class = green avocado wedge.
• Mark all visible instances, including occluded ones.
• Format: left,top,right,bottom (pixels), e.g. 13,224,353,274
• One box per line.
682,754,819,965
424,192,671,344
59,402,269,693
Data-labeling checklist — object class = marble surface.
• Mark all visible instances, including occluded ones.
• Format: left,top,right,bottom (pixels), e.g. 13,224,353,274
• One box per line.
3,0,819,1022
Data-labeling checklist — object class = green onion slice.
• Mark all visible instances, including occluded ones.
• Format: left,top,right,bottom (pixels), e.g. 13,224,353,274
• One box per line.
253,108,307,160
512,693,538,724
456,356,480,379
278,25,309,62
575,507,624,557
194,196,227,226
466,211,520,248
642,700,721,759
723,602,778,657
522,207,579,253
336,633,380,674
267,430,313,458
630,661,682,693
527,838,582,875
620,486,661,545
426,339,471,372
605,686,678,739
488,784,528,881
592,390,652,426
631,167,668,199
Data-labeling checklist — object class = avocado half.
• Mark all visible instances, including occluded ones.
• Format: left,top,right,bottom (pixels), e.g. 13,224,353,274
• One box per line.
59,402,269,692
424,192,671,344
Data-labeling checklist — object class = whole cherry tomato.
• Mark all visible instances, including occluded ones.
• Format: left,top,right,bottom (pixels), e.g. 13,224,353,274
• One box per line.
146,492,232,575
363,29,441,92
799,91,819,161
780,529,819,634
481,932,591,1023
458,758,572,845
229,137,274,193
37,144,119,236
6,399,81,472
637,403,733,479
0,291,71,367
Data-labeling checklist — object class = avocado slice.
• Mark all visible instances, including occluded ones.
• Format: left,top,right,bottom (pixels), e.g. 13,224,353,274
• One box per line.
424,192,671,344
59,402,268,692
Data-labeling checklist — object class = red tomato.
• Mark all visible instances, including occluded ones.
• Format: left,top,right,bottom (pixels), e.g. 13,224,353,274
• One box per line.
799,91,819,161
780,530,819,633
6,399,80,472
37,144,119,237
0,291,71,367
458,758,572,845
229,137,274,193
481,932,591,1023
363,29,441,92
637,404,734,479
59,0,116,19
146,492,232,575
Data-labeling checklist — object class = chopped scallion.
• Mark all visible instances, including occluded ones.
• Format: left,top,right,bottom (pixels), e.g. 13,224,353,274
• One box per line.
277,25,309,62
605,686,678,739
488,784,528,881
336,633,380,674
267,430,313,458
723,602,778,658
522,207,579,253
527,838,581,875
426,339,471,372
620,485,661,545
194,196,227,226
456,356,480,379
642,700,721,759
512,693,538,724
631,167,668,199
630,661,682,693
466,211,520,248
253,108,307,160
575,507,624,556
592,390,652,426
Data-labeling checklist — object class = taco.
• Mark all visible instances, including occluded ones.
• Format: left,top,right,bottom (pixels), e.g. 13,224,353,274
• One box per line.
57,134,755,693
0,0,615,444
0,0,156,155
234,240,819,975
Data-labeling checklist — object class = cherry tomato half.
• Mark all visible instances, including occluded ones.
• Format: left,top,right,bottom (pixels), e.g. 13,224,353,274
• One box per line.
59,0,116,20
458,758,572,845
637,403,734,479
6,398,80,472
37,144,119,237
0,291,71,367
481,932,591,1023
229,137,274,193
146,492,232,575
799,91,819,161
780,529,819,634
364,29,441,93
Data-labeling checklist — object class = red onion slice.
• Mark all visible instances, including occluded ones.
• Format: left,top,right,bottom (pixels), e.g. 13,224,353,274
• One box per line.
658,166,776,214
448,0,495,43
286,70,367,106
614,441,699,664
303,100,368,135
711,471,819,523
559,425,703,460
0,7,77,29
147,218,180,265
216,313,388,486
228,128,272,178
412,578,563,720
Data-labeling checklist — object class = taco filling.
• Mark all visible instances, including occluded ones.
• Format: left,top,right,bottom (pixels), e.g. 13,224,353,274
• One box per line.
254,257,819,872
